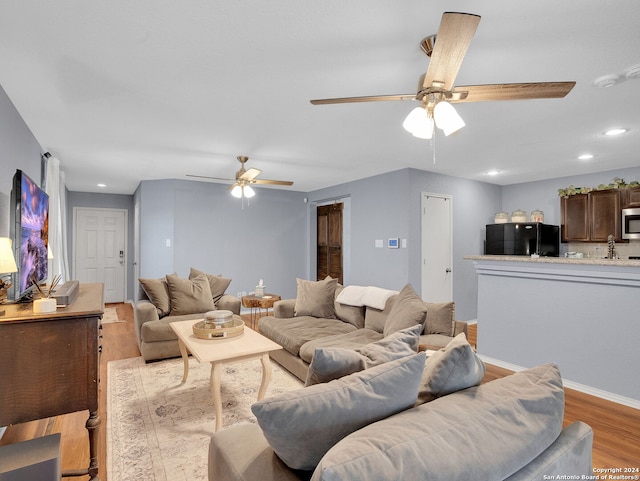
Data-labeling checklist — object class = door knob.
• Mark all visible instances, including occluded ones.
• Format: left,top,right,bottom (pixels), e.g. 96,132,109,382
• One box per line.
445,268,452,273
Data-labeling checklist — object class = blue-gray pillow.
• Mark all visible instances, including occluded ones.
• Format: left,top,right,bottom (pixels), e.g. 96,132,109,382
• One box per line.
416,332,485,404
251,351,426,471
305,324,422,386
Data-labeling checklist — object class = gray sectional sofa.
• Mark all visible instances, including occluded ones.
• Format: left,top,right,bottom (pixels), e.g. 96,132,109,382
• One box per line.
209,363,593,481
258,280,467,381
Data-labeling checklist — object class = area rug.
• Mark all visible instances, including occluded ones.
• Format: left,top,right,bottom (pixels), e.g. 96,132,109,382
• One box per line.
107,355,303,481
102,307,124,324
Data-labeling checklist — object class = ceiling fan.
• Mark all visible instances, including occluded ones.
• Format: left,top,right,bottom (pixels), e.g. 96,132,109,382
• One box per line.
310,12,576,139
187,156,293,198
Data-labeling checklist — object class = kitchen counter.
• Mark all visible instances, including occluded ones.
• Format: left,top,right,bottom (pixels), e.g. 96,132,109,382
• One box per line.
464,255,640,268
466,255,640,407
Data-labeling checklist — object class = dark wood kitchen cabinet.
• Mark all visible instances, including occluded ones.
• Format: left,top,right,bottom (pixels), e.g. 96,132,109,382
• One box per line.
561,194,589,241
622,186,640,208
561,189,622,242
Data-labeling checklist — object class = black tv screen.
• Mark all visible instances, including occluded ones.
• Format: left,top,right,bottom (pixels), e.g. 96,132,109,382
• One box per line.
9,169,49,301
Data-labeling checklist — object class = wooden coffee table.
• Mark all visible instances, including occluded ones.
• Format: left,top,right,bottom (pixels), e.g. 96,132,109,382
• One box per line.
170,317,282,432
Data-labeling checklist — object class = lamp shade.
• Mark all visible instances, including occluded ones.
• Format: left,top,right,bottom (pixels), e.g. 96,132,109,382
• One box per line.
0,237,18,274
434,101,465,136
231,184,243,198
403,107,433,139
243,185,256,198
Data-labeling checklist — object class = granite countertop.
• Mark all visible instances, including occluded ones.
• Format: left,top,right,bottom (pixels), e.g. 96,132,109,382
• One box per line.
464,255,640,267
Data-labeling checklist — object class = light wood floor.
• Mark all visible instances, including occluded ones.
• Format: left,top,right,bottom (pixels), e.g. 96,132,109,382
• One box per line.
1,304,638,480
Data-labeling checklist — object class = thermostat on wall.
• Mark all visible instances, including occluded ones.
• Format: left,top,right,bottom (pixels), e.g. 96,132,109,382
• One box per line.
388,238,399,249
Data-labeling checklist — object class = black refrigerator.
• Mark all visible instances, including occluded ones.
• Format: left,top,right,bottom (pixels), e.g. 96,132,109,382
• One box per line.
485,223,560,257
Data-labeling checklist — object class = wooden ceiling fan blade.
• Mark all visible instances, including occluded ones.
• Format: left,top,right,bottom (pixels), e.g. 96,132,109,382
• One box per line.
311,94,416,105
239,167,261,181
251,179,294,186
186,174,234,181
423,12,481,91
450,82,576,103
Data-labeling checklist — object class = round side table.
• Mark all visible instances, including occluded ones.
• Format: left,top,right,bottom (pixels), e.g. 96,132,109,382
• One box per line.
241,294,281,329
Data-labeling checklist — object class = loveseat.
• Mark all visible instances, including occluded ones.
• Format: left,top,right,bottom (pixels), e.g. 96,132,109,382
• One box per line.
258,279,467,382
134,268,241,361
208,360,593,481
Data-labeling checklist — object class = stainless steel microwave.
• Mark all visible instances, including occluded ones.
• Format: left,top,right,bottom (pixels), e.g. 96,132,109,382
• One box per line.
622,207,640,240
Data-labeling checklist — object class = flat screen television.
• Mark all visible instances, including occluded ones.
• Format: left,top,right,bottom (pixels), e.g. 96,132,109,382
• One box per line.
9,169,49,301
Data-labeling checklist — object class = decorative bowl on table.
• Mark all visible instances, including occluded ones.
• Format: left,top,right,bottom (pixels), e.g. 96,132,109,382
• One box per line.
193,316,244,339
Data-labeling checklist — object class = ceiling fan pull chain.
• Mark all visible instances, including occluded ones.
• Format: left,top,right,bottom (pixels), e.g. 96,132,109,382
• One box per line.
432,132,437,164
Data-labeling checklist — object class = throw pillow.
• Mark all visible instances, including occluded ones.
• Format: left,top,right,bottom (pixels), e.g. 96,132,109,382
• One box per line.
293,277,338,319
138,276,171,317
251,351,426,471
334,284,365,328
383,284,428,337
416,332,485,404
166,273,215,316
189,267,232,306
305,324,422,386
424,301,455,336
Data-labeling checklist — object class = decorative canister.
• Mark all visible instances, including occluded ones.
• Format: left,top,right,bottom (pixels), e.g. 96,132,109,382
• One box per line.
530,209,544,223
204,310,234,329
494,212,509,224
511,210,527,223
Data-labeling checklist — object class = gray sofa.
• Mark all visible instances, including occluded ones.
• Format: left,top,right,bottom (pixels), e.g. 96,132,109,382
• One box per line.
208,363,593,481
258,282,467,382
134,269,241,361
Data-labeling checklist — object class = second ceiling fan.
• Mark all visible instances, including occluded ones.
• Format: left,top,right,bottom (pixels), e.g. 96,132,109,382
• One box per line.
187,156,293,198
310,12,576,139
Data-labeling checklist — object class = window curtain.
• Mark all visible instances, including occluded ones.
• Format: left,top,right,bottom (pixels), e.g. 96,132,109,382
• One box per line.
43,155,70,282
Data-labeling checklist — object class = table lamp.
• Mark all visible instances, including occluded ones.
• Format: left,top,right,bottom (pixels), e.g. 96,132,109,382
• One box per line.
0,237,18,316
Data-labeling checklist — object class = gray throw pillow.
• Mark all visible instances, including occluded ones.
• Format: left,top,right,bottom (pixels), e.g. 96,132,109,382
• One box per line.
305,324,422,386
334,284,366,328
416,332,485,404
252,351,426,471
166,273,216,316
294,277,338,319
138,276,171,317
424,301,455,336
383,284,427,337
189,267,232,306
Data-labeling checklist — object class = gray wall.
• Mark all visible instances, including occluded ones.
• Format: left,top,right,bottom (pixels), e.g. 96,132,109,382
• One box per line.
66,191,136,300
137,179,308,301
308,168,503,321
0,84,43,237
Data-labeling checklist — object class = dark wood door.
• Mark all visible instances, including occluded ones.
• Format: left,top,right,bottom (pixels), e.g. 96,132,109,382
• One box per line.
317,203,343,284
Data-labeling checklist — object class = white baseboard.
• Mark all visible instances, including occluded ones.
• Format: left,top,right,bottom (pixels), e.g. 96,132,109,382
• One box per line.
478,355,640,410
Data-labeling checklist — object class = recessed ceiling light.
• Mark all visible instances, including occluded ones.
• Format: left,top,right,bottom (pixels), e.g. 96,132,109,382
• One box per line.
578,154,594,160
97,183,107,187
486,170,501,176
604,128,628,136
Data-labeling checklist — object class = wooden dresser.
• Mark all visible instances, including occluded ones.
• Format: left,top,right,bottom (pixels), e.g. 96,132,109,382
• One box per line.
0,283,104,480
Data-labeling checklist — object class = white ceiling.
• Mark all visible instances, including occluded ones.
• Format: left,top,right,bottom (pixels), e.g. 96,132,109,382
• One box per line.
1,1,639,195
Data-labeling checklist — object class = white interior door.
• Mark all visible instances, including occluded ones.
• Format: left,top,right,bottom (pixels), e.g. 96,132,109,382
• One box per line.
73,207,127,303
421,193,453,302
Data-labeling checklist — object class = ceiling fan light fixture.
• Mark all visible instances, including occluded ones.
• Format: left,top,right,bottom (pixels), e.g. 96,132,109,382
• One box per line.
434,100,465,136
243,185,256,198
403,107,431,136
231,184,243,198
